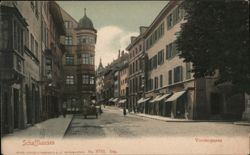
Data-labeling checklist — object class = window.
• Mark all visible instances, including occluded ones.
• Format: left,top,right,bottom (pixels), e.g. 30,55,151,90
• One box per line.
148,59,151,71
154,77,158,89
166,41,178,59
167,13,173,29
79,53,90,64
146,22,164,50
168,70,172,85
135,77,138,91
82,75,89,84
153,55,157,69
132,62,135,73
35,40,38,57
158,50,164,65
130,80,132,93
151,79,154,90
135,60,138,71
90,76,95,84
66,76,74,85
90,55,94,65
160,75,163,88
129,64,132,74
13,20,24,54
139,45,142,51
35,1,39,18
13,21,18,50
65,55,74,65
174,66,183,83
30,34,34,53
46,28,49,47
64,21,72,29
139,58,143,70
167,6,185,30
65,36,72,45
45,58,52,79
186,62,191,79
0,17,9,49
77,35,95,45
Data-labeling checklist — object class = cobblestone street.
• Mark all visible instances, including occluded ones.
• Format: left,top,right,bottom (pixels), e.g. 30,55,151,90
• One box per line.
64,107,249,138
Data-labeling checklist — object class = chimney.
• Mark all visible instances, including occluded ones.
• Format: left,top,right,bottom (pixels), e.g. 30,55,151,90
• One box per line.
122,50,124,56
118,49,121,58
140,26,148,35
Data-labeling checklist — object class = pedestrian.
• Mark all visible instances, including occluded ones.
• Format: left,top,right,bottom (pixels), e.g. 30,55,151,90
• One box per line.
62,102,67,118
123,108,126,116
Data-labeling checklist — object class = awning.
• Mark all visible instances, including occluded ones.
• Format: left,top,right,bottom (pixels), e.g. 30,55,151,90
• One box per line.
154,93,171,102
137,97,151,104
113,98,119,102
149,95,162,103
137,98,145,104
144,98,151,102
119,99,126,104
165,91,186,102
108,98,114,102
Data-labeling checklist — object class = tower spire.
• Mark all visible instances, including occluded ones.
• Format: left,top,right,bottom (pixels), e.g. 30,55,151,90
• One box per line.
98,58,103,69
84,8,87,16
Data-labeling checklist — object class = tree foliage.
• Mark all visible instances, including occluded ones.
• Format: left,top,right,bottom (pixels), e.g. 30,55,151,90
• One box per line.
176,0,249,93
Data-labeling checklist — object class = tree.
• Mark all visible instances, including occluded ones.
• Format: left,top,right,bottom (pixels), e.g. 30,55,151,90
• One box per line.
176,0,249,93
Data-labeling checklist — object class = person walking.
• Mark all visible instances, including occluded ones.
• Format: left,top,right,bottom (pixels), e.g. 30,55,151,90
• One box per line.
123,108,126,116
62,102,67,118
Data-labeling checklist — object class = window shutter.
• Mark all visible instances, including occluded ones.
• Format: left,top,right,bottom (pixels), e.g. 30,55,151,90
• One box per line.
180,66,183,81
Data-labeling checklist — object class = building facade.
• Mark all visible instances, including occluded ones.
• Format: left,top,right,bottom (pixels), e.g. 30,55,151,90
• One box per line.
118,62,129,108
0,1,66,135
126,27,147,112
40,1,66,120
143,1,193,119
60,8,97,113
140,1,245,120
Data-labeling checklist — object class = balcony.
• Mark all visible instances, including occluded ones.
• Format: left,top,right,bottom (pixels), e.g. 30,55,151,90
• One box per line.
76,44,95,52
0,49,24,81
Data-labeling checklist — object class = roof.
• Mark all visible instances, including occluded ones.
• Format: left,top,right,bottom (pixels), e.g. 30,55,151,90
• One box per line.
78,8,96,32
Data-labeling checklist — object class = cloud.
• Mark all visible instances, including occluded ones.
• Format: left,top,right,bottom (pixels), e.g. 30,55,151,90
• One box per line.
95,26,139,68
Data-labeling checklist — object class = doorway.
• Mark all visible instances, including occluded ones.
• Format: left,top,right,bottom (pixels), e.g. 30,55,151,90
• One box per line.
13,88,19,129
25,85,32,124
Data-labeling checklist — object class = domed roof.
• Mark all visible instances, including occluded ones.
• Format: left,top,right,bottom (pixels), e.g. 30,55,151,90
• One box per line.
78,8,95,30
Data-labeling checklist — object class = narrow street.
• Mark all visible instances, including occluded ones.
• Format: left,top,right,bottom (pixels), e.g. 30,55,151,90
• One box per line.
64,106,249,138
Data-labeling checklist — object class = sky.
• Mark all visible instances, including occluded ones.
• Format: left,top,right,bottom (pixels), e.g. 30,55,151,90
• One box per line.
57,1,168,67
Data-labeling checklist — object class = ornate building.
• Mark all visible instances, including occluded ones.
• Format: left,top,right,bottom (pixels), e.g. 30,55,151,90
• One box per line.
60,8,97,113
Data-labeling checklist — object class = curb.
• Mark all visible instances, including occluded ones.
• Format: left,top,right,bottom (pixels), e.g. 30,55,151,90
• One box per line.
130,113,193,122
233,122,250,126
129,113,241,123
63,115,74,138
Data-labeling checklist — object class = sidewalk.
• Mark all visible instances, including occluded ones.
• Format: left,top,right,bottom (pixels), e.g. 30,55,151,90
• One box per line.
104,106,192,122
2,114,73,139
104,106,250,124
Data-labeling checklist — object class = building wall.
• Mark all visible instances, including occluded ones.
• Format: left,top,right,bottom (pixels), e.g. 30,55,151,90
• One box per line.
127,38,145,112
60,8,97,111
15,1,42,125
119,66,128,98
